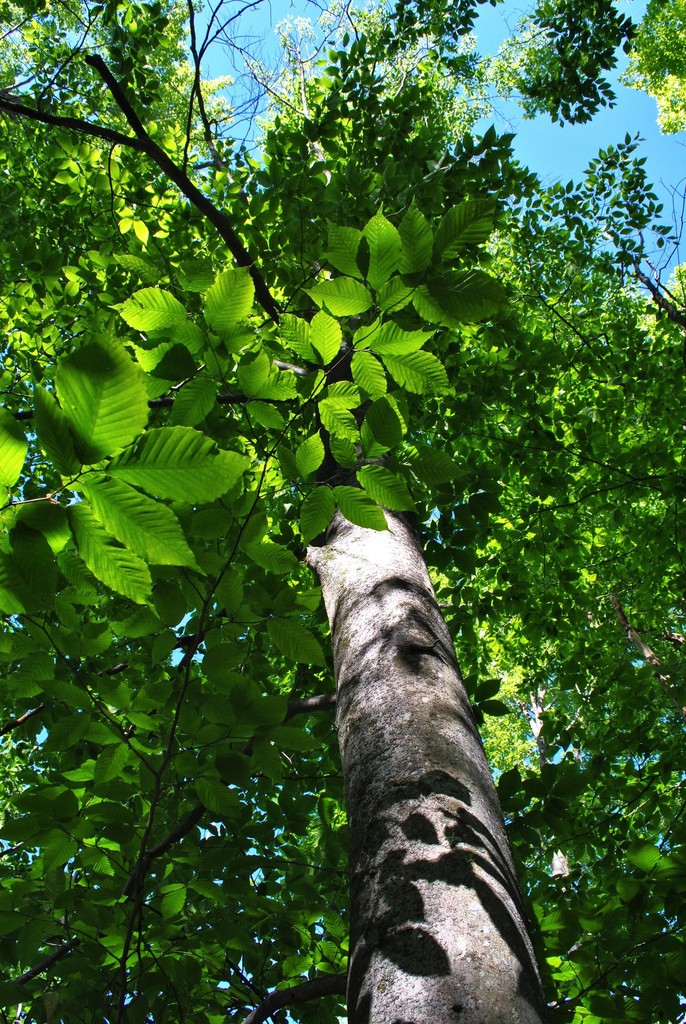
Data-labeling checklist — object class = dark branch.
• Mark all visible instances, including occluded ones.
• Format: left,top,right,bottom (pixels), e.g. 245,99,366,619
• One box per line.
13,375,308,423
241,973,347,1024
84,55,281,323
285,692,336,720
0,704,45,737
1,58,281,323
16,938,81,985
634,263,686,333
0,93,146,151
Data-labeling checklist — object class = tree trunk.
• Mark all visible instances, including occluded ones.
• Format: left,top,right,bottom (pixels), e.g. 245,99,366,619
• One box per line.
306,511,546,1024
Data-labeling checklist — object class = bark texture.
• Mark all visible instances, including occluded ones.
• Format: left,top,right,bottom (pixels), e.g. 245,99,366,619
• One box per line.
307,512,545,1024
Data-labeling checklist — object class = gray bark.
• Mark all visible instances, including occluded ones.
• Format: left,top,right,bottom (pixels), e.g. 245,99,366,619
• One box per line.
306,511,546,1024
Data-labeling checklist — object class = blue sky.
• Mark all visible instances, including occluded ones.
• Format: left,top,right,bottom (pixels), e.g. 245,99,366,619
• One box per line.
213,0,685,272
471,1,685,273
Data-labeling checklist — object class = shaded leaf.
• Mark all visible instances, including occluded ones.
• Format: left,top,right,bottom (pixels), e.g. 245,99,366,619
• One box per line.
296,433,325,478
300,486,336,542
80,475,199,567
268,618,326,666
310,311,342,365
363,211,402,289
357,465,415,511
118,287,187,332
399,200,433,274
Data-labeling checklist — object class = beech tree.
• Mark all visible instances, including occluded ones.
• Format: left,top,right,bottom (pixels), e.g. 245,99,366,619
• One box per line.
0,2,685,1023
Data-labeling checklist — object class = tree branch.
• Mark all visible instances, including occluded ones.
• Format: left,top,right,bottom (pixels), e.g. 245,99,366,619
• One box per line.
16,939,80,985
0,93,146,151
0,58,281,323
634,263,686,334
285,692,336,720
609,593,686,723
83,55,280,323
241,972,347,1024
0,705,45,737
13,374,308,422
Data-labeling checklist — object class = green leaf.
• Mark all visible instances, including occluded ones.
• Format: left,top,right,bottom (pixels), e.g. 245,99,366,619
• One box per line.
94,744,131,785
246,540,299,574
55,339,149,463
318,398,360,441
377,277,415,313
238,351,270,397
0,526,56,613
326,223,363,278
352,351,387,398
480,699,511,717
268,725,317,752
150,343,197,381
247,401,286,431
308,277,373,316
296,433,325,478
382,350,449,393
357,465,415,511
334,486,387,530
159,885,187,920
68,503,152,604
33,386,80,475
79,475,199,568
408,449,461,484
415,271,505,325
15,503,71,554
355,320,433,355
310,311,342,365
364,395,407,448
329,435,358,468
326,381,362,408
363,211,402,289
0,409,26,491
118,287,188,332
108,427,249,502
196,778,239,818
170,376,217,426
399,200,433,274
434,200,496,256
268,618,326,666
626,841,662,872
280,315,316,361
204,267,255,334
300,486,335,542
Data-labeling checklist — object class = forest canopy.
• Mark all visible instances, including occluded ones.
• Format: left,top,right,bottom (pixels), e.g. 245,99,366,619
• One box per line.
0,1,685,1022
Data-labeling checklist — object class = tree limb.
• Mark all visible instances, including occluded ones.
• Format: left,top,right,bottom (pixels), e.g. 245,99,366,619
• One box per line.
84,55,280,323
609,593,686,723
285,692,336,720
241,972,347,1024
634,263,686,333
0,705,45,737
0,93,146,151
0,58,281,323
16,939,80,985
